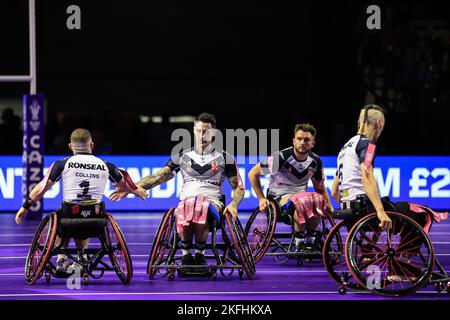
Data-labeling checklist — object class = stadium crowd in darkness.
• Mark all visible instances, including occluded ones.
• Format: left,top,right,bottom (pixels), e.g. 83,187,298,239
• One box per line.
0,1,449,156
0,108,22,154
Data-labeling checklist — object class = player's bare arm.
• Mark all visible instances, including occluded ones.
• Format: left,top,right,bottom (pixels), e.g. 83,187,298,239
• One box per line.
138,166,174,189
331,175,340,204
224,174,245,219
16,178,55,224
248,163,271,211
115,178,148,200
312,178,334,213
110,166,174,201
360,163,392,230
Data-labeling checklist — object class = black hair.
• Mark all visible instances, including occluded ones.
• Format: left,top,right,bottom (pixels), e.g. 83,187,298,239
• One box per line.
196,112,217,128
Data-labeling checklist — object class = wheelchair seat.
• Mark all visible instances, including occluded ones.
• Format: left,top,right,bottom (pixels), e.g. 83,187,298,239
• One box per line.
57,200,107,239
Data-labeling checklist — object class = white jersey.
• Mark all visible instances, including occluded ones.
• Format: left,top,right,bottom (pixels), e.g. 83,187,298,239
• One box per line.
46,153,123,202
259,147,324,198
165,147,242,209
336,135,377,202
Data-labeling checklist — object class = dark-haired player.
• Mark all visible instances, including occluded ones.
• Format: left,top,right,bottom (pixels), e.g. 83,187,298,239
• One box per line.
248,123,333,253
111,113,245,268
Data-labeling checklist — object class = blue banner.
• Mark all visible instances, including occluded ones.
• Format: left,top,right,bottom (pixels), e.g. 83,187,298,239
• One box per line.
0,155,449,211
22,94,45,219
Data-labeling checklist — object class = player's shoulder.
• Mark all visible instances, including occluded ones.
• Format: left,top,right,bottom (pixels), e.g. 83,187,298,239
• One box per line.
347,134,362,144
54,156,71,167
180,146,195,157
356,135,376,148
56,156,71,162
278,147,293,159
308,151,322,163
220,149,235,161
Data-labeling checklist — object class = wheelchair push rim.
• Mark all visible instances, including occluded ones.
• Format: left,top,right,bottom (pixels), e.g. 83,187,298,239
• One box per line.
25,213,58,285
345,212,435,296
147,208,176,279
105,214,133,284
224,212,256,279
244,201,277,263
322,219,360,291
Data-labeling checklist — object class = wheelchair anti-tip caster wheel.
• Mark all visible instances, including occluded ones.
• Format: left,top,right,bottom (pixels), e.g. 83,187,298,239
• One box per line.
296,259,303,266
45,271,51,283
168,273,175,281
338,286,347,295
82,273,89,285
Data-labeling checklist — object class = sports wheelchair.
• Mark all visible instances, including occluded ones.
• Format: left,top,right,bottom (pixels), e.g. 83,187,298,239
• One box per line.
147,197,256,280
244,192,335,265
25,200,132,285
322,196,450,296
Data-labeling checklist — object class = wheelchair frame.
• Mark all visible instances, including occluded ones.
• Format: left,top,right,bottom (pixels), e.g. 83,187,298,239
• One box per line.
147,207,256,280
25,211,133,285
323,209,450,296
245,197,336,265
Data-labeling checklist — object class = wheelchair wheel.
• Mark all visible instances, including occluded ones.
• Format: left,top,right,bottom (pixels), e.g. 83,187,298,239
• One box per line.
345,212,435,296
105,214,133,284
224,212,256,280
244,202,277,263
147,208,176,279
323,220,360,291
25,213,57,285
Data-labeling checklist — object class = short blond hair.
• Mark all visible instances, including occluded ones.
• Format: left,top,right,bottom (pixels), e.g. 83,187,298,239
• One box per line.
70,128,92,144
357,105,385,135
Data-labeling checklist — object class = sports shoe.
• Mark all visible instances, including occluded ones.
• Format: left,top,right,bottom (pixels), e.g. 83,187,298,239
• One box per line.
56,255,69,273
194,253,208,270
181,253,194,266
295,242,308,253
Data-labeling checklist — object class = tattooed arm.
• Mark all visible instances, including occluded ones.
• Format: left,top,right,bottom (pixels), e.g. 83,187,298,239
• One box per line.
224,173,245,218
110,166,175,201
137,166,175,190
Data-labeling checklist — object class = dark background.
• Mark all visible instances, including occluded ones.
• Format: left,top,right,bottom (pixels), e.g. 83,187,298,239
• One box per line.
1,0,449,155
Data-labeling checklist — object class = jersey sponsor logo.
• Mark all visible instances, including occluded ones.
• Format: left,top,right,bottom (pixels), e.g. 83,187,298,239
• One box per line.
211,161,219,173
68,162,106,171
81,210,91,217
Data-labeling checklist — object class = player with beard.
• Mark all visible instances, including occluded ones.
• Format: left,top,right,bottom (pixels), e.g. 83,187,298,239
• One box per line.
248,123,333,253
110,113,245,268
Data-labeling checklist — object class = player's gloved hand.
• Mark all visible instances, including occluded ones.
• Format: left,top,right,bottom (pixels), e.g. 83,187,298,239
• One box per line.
132,186,149,200
377,210,392,230
258,198,271,212
15,207,28,225
224,204,238,220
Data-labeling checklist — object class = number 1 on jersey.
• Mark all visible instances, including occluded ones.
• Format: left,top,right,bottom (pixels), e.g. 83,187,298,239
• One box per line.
77,180,92,199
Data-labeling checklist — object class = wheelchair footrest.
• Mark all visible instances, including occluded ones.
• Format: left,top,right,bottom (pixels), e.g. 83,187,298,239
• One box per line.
178,267,217,278
295,250,322,257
